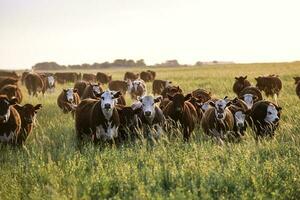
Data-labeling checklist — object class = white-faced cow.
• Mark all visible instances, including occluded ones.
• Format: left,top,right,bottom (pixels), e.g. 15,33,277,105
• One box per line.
238,86,263,109
152,80,172,95
129,79,147,100
81,83,103,100
57,88,80,116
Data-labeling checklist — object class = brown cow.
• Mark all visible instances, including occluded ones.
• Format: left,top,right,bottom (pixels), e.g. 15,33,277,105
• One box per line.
140,71,153,82
159,86,183,110
147,70,156,80
24,72,45,97
232,76,251,95
0,84,23,103
293,77,300,99
21,71,30,85
238,86,263,109
255,75,282,99
293,77,300,85
0,95,21,144
201,97,234,140
75,91,122,144
82,73,96,82
0,77,18,89
124,72,139,81
0,70,19,79
55,72,79,84
57,88,80,116
74,81,88,97
96,72,112,84
152,80,172,95
14,103,42,145
108,80,130,95
191,89,212,103
163,93,198,141
81,83,103,100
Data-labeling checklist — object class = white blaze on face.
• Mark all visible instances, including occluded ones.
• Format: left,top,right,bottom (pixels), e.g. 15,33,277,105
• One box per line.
214,99,227,120
47,76,55,87
140,96,156,122
100,91,116,120
127,80,133,92
92,85,101,95
66,89,74,102
95,122,118,140
165,81,172,88
243,94,254,109
234,111,246,127
265,104,279,123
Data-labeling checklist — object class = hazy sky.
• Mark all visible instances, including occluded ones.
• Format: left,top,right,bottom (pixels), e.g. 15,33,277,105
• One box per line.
1,0,300,69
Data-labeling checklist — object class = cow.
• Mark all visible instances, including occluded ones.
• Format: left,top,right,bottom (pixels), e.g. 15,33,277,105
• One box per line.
248,100,282,138
129,79,147,100
0,77,18,89
55,72,79,84
74,81,88,98
108,80,131,95
293,77,300,99
24,72,45,97
0,95,21,144
232,76,251,95
0,84,23,103
132,96,165,140
255,75,282,101
14,103,42,145
293,77,300,85
140,71,153,82
0,70,19,79
147,70,156,80
201,97,234,140
159,86,183,110
75,91,122,144
96,72,112,84
152,80,172,95
57,88,80,116
82,73,96,82
81,83,103,100
40,73,55,93
238,86,263,109
124,72,139,81
21,71,30,85
184,94,205,123
191,88,212,103
163,93,198,141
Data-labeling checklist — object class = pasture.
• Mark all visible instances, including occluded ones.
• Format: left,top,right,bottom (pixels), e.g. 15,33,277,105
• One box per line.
1,63,300,199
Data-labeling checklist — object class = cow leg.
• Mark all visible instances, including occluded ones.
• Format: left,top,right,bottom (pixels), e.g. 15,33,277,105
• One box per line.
183,126,190,142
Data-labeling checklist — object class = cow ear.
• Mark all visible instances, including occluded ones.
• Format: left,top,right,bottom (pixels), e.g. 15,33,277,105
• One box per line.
63,89,67,92
184,93,192,101
235,77,238,80
9,97,18,105
113,91,122,99
167,94,173,100
244,76,247,79
209,101,215,107
34,104,42,111
154,96,163,103
14,104,22,110
277,106,282,111
226,101,232,107
73,89,78,93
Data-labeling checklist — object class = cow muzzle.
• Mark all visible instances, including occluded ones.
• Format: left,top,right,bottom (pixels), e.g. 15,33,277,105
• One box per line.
144,111,151,117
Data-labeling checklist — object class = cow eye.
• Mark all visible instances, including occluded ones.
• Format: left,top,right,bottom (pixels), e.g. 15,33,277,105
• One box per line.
268,112,272,115
101,97,104,100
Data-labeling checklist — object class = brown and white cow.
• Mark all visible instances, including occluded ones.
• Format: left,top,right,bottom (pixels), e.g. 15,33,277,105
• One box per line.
14,103,42,145
75,91,122,143
124,72,139,81
163,93,198,141
108,80,131,95
255,75,282,100
0,95,21,144
140,71,153,82
201,97,234,139
129,79,147,100
293,77,300,99
232,76,251,96
81,83,103,100
24,72,45,97
96,72,112,84
152,80,172,95
238,86,263,109
57,88,80,116
0,84,23,103
40,73,55,93
0,77,18,89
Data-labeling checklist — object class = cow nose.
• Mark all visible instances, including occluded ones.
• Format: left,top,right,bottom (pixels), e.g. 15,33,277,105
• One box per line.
237,122,244,128
145,111,151,116
104,104,111,109
274,118,279,123
217,114,223,119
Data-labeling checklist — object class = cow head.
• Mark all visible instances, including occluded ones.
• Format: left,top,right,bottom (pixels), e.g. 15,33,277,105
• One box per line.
90,83,102,97
14,104,42,124
63,88,77,103
235,76,247,82
264,104,282,124
100,90,121,112
47,76,55,87
167,93,189,113
240,94,258,109
255,77,264,90
209,96,232,120
0,96,18,123
233,110,246,129
0,85,18,100
139,96,162,120
293,77,300,85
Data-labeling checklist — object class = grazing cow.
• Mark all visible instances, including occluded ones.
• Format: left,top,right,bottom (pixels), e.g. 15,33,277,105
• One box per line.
255,75,282,99
0,70,19,79
81,83,103,100
293,77,300,99
55,72,79,84
75,91,122,143
132,96,165,139
82,73,96,82
14,103,42,145
163,93,198,141
248,100,282,138
74,81,88,98
232,76,251,95
140,71,153,82
124,72,139,81
191,89,212,103
238,86,263,109
0,84,23,103
57,88,80,115
201,97,234,139
24,72,45,97
96,72,112,84
129,79,147,100
152,80,172,95
108,80,131,95
0,77,18,89
0,95,21,144
147,70,156,80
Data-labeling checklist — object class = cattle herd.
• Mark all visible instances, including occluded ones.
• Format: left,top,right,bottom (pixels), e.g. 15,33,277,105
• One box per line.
0,69,299,146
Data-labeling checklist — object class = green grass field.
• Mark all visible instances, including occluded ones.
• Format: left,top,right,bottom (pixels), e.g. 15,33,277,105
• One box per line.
1,63,300,199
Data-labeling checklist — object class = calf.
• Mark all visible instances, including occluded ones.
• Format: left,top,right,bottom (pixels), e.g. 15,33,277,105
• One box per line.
159,86,183,110
57,88,80,115
0,84,23,103
248,100,281,138
152,80,172,95
232,76,251,95
255,75,282,99
75,91,122,143
293,77,300,99
14,103,42,145
24,72,45,97
74,81,88,97
108,80,131,95
81,83,103,100
0,77,18,89
238,86,263,109
140,71,153,82
96,72,112,84
0,95,21,144
82,73,96,82
124,72,139,81
201,97,234,139
163,93,198,141
129,79,147,100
